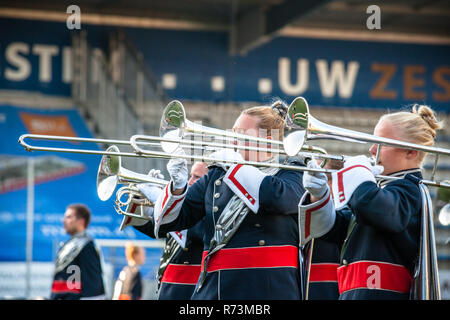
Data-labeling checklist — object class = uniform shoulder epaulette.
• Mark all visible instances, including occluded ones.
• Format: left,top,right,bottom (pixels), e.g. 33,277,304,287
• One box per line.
54,235,92,273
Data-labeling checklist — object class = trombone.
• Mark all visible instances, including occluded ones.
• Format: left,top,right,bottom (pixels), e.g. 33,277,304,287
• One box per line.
158,99,336,163
18,99,450,188
130,99,450,189
284,97,450,158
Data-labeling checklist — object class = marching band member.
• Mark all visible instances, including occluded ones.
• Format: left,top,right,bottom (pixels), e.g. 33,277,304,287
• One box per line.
51,204,105,300
155,162,207,299
122,163,207,299
139,101,306,300
299,105,442,300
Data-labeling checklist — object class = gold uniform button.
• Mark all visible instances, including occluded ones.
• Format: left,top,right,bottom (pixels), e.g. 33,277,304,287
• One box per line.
258,240,265,246
254,223,262,227
214,193,220,199
215,180,221,186
184,261,189,264
213,206,219,213
342,259,348,266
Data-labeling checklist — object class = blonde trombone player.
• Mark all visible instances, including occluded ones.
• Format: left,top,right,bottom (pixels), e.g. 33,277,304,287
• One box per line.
298,104,442,300
137,100,307,300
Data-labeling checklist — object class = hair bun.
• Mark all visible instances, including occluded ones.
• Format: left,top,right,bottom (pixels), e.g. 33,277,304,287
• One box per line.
271,100,288,120
412,104,442,134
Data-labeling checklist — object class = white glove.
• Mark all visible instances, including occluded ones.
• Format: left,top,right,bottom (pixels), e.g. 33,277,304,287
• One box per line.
147,169,165,180
303,158,329,199
343,155,384,175
136,183,163,204
331,155,384,210
209,148,243,163
167,149,188,190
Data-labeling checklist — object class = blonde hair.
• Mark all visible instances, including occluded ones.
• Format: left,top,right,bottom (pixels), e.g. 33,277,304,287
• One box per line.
125,242,141,263
241,100,288,141
379,104,443,164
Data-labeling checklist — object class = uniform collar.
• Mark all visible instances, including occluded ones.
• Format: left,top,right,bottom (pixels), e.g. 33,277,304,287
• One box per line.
72,230,87,239
377,168,422,187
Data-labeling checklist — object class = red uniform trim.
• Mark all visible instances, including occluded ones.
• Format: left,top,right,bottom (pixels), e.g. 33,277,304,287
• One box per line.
163,196,186,219
159,183,186,222
337,260,412,294
304,192,331,239
161,184,169,209
337,165,371,202
130,203,138,213
161,263,202,285
309,263,339,282
201,245,298,272
227,164,256,205
51,280,82,294
125,203,139,225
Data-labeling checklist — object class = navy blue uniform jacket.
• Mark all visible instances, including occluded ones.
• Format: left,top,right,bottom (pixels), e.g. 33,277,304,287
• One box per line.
51,236,104,300
136,220,204,300
321,172,422,300
308,238,340,300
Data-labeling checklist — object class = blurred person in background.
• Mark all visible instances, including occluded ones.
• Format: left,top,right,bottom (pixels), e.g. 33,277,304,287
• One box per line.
188,161,208,186
112,242,145,300
51,204,105,300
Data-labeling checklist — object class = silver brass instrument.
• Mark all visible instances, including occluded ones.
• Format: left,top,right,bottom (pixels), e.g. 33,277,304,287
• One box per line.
96,145,168,220
130,99,450,189
410,183,441,300
159,100,277,153
157,99,333,166
97,145,167,201
18,134,165,158
284,96,450,167
114,184,154,220
17,99,450,189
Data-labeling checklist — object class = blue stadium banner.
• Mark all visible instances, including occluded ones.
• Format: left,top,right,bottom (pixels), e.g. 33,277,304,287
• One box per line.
0,105,154,262
0,18,449,111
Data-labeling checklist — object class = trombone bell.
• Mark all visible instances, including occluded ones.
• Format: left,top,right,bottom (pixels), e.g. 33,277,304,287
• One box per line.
284,97,309,157
160,100,185,153
97,145,121,201
97,145,169,202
